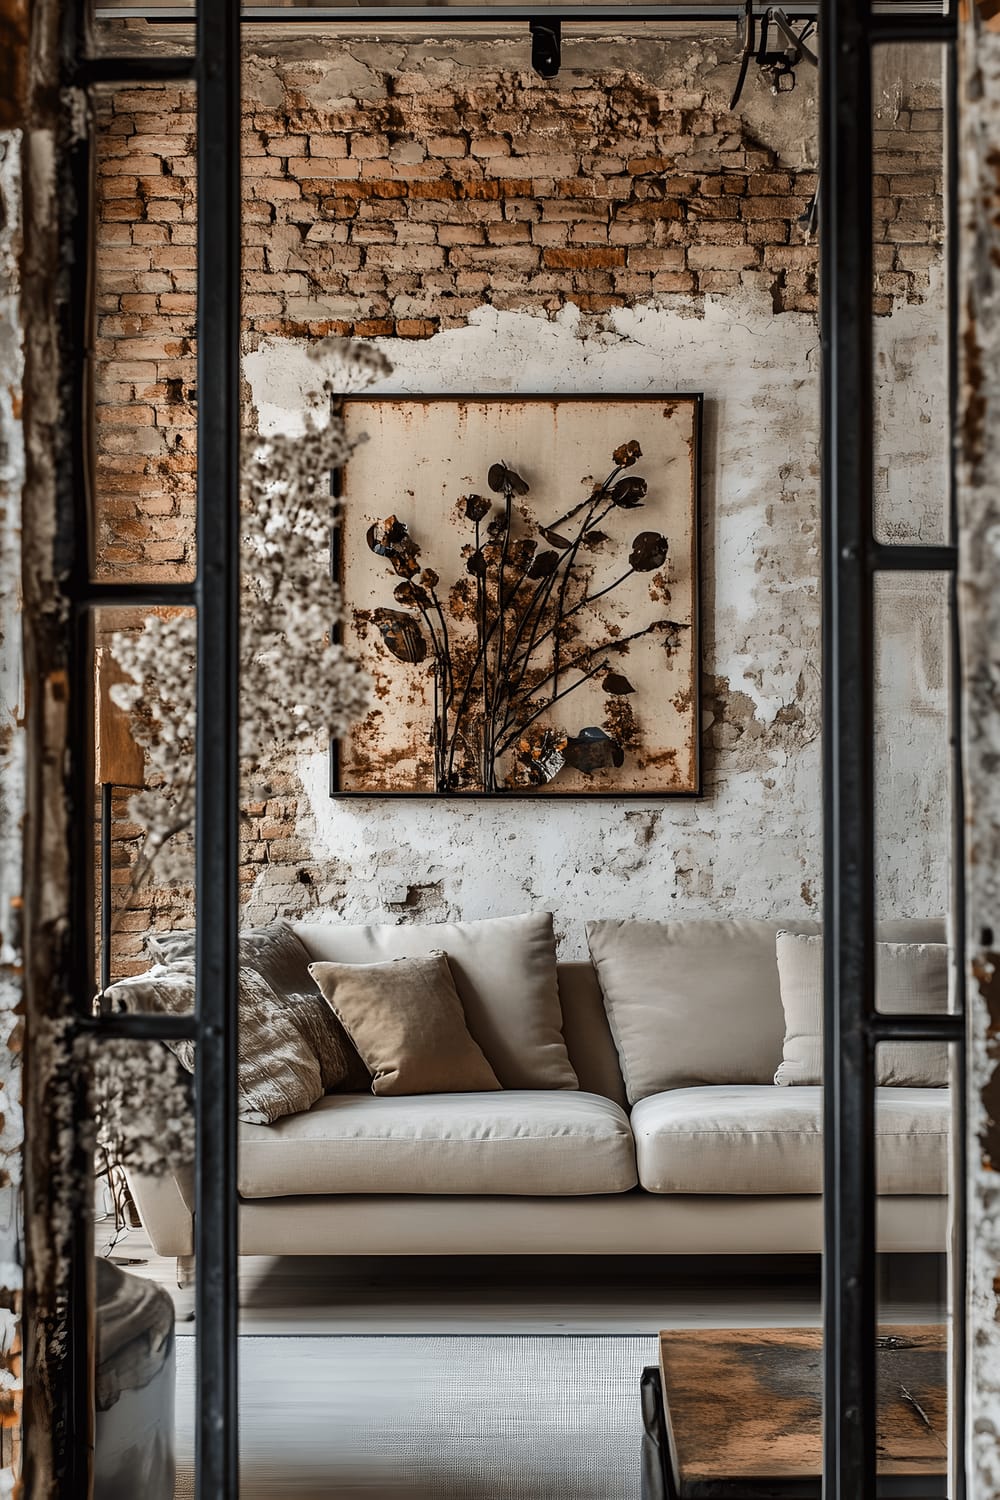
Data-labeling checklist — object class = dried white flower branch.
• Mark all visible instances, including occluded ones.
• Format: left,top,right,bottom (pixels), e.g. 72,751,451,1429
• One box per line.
90,1036,196,1242
109,338,391,914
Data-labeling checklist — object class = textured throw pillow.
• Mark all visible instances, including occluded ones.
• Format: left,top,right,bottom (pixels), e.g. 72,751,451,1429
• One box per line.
585,918,819,1105
146,919,369,1093
106,963,328,1123
296,912,576,1090
774,933,950,1087
104,962,198,1070
309,954,502,1097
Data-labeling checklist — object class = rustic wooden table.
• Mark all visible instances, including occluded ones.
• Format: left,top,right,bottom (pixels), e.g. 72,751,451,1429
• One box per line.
642,1325,948,1499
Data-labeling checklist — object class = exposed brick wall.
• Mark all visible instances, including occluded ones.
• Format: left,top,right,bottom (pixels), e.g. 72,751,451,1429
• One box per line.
91,58,944,974
93,66,944,579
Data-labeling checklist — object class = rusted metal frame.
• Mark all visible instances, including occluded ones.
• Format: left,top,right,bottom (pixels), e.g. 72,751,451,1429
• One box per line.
820,1,879,1497
193,0,242,1494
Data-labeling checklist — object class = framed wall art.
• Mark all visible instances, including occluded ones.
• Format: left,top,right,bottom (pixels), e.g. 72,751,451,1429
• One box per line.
330,393,702,799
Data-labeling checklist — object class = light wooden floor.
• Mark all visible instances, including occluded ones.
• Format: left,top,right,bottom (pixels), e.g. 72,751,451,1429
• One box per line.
95,1218,950,1498
96,1217,947,1337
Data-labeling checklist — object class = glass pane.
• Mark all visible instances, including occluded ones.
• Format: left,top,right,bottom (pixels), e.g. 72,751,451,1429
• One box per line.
95,605,197,1000
875,1038,953,1491
872,570,952,935
93,81,198,586
872,42,949,547
92,1038,195,1497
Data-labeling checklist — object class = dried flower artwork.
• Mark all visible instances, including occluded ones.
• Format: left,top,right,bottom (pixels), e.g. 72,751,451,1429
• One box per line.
333,396,701,796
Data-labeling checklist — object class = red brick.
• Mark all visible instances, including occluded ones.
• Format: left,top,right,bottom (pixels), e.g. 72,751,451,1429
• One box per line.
542,247,625,270
688,245,760,270
626,156,674,174
395,318,438,337
568,293,626,312
615,200,684,222
352,320,395,336
740,196,808,220
627,247,686,271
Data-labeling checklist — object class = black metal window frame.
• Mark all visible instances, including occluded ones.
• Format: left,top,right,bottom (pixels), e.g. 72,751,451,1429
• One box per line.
819,2,964,1497
56,1,964,1496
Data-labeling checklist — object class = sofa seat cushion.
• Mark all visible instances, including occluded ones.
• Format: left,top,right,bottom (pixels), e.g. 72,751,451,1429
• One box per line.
630,1085,949,1196
238,1090,637,1199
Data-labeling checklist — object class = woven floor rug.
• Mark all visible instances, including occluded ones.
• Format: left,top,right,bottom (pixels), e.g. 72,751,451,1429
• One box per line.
174,1334,657,1499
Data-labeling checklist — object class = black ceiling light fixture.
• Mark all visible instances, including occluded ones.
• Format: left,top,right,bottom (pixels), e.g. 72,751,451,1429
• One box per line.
530,18,561,78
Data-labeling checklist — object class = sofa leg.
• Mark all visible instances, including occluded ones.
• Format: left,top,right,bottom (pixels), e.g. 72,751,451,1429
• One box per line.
174,1254,196,1321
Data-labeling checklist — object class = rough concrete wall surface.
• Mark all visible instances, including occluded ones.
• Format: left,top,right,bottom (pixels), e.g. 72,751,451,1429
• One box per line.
959,6,1000,1493
0,127,24,1493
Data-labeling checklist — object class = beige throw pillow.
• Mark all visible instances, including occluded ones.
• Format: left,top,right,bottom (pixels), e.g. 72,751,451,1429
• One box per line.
107,963,327,1123
309,953,502,1097
775,932,950,1087
296,912,576,1090
145,919,369,1092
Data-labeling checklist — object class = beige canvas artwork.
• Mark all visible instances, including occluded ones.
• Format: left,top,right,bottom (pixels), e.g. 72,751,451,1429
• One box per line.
332,395,701,797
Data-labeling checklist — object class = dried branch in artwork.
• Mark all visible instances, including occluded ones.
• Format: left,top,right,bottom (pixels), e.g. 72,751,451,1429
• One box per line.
365,439,689,793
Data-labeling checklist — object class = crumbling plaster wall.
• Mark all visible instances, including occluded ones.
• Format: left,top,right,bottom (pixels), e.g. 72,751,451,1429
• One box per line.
244,286,950,958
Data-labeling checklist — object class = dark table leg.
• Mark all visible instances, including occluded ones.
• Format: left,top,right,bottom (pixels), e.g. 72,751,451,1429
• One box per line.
641,1367,679,1500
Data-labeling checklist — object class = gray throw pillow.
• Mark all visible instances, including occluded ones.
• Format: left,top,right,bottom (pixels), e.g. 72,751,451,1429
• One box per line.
146,919,369,1093
107,963,326,1123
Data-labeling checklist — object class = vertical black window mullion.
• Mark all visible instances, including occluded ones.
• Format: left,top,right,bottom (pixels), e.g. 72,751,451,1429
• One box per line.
194,0,242,1495
819,2,878,1497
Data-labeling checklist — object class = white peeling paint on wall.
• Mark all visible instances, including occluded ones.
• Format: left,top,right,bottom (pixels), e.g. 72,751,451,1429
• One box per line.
958,8,1000,1491
244,288,951,958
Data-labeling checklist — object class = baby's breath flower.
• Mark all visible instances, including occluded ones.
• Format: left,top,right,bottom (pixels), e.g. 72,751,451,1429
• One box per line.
110,340,386,905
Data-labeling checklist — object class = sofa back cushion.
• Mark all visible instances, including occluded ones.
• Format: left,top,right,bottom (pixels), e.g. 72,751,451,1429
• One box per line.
294,912,577,1091
587,918,819,1104
774,933,950,1087
586,916,947,1106
556,962,628,1107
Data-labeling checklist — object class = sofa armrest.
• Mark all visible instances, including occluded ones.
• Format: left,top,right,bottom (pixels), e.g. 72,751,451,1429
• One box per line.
124,1164,195,1258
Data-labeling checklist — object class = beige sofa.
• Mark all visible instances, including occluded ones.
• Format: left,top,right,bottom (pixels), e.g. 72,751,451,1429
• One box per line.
126,917,951,1278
